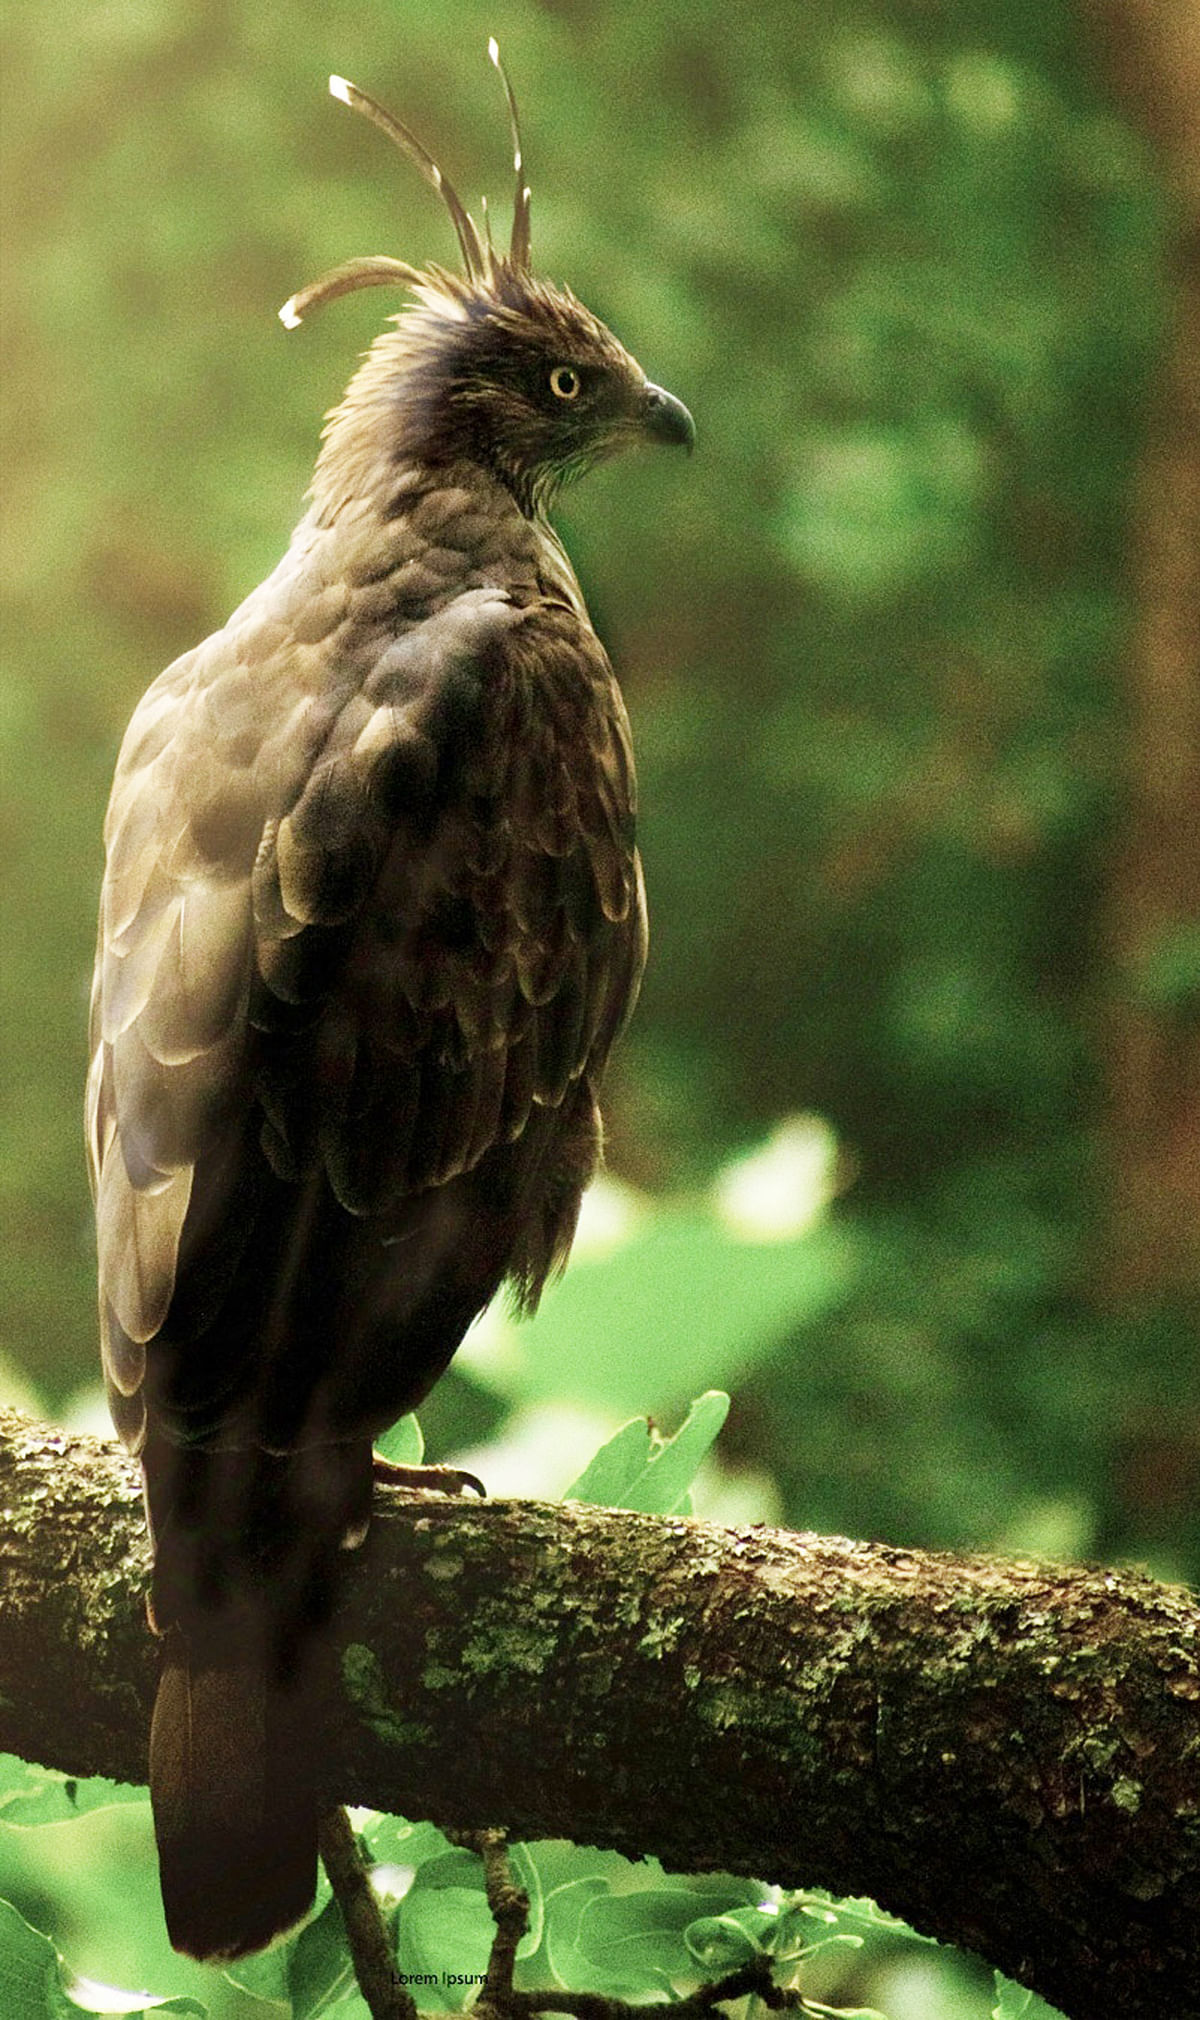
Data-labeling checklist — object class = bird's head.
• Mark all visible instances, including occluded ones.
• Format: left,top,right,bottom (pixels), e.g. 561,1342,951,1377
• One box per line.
285,52,694,518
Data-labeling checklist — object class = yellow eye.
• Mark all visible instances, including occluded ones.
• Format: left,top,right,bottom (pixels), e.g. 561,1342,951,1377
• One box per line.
549,364,581,400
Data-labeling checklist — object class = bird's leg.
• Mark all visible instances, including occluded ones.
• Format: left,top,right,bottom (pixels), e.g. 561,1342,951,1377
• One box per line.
371,1453,486,1496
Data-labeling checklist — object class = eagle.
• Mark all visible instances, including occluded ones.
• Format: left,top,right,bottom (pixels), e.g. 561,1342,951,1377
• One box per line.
86,51,693,1963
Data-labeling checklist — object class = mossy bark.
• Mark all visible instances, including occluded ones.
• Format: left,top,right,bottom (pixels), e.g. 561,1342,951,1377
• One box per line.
0,1407,1197,2018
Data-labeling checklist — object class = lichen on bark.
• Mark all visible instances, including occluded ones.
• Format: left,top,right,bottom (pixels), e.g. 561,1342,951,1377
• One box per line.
0,1407,1197,2019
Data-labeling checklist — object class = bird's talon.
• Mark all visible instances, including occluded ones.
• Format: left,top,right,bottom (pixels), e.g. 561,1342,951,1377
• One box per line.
372,1456,487,1498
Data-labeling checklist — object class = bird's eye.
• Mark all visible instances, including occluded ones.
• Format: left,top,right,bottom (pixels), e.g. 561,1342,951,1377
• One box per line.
549,364,581,400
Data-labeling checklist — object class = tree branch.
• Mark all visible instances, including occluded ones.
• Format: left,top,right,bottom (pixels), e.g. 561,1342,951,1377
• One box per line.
0,1408,1196,2019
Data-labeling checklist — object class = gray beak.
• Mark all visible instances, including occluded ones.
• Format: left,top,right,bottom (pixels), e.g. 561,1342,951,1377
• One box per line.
641,382,696,453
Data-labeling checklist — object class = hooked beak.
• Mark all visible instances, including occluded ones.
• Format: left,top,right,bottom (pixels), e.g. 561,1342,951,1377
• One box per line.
641,382,696,453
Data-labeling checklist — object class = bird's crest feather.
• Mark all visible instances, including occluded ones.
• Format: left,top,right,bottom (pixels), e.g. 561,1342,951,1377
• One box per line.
280,45,534,330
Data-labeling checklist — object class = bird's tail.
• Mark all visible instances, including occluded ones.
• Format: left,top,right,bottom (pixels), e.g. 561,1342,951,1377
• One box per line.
150,1641,319,1960
142,1436,370,1959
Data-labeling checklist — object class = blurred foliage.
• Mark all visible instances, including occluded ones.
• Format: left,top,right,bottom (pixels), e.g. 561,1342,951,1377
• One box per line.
0,0,1193,2009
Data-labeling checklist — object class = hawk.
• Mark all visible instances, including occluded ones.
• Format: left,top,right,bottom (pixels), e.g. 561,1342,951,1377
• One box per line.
86,52,693,1961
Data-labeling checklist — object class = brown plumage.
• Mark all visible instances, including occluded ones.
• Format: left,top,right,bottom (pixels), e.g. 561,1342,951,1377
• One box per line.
87,52,692,1963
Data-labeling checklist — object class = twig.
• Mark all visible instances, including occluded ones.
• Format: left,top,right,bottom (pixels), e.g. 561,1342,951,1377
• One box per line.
452,1828,807,2020
319,1804,416,2020
504,1955,808,2020
467,1827,531,2008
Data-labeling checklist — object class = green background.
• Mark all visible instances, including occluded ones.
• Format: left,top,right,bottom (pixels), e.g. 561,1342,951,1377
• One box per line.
0,0,1194,2013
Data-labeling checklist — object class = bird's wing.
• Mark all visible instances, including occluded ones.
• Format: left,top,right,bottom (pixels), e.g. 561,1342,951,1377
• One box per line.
87,587,349,1436
90,579,643,1443
253,590,645,1218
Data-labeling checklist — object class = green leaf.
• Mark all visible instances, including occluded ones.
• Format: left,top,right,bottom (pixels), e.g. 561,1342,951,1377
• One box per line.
542,1878,610,1990
374,1415,424,1466
799,1891,933,1942
568,1893,677,2000
400,1850,483,1893
0,1758,144,1828
798,2004,888,2020
507,1841,544,1959
565,1392,729,1514
0,1798,214,2008
288,1895,365,2018
562,1419,653,1508
767,1897,837,1963
0,1898,73,2020
396,1890,491,2010
571,1879,758,1995
222,1857,332,2002
393,1853,493,2009
992,1972,1063,2019
622,1391,729,1514
70,1989,206,2020
296,1995,370,2020
786,1930,866,1972
992,1976,1034,2019
521,1843,693,1989
221,1940,291,2003
361,1816,455,1878
0,1897,206,2019
682,1909,762,1971
510,1214,856,1414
